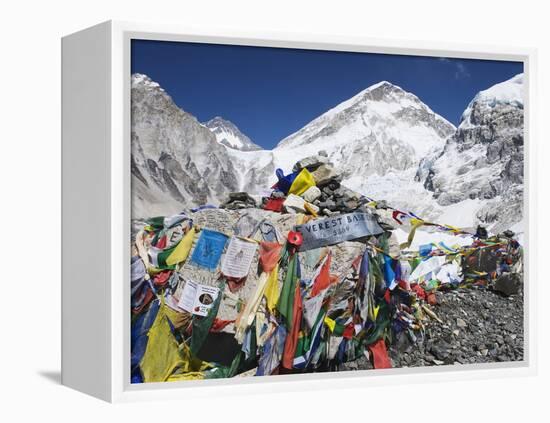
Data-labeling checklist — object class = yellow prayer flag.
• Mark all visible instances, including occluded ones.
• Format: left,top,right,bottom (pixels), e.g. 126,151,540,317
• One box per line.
289,168,316,196
166,227,196,266
324,316,336,332
400,220,424,250
264,264,280,313
140,307,186,382
140,301,210,383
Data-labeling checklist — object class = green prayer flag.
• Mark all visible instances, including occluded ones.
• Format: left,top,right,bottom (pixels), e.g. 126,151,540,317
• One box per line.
190,280,225,356
277,254,297,328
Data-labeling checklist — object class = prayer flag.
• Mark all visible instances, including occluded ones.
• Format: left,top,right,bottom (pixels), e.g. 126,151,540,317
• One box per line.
190,229,228,271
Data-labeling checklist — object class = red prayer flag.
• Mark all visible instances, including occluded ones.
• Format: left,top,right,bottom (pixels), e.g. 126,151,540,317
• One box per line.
153,270,172,287
263,197,285,212
310,253,332,297
368,339,392,369
392,210,404,225
384,288,391,303
210,318,235,333
282,281,303,369
155,235,167,249
259,241,282,273
411,284,427,300
342,323,355,340
427,292,437,306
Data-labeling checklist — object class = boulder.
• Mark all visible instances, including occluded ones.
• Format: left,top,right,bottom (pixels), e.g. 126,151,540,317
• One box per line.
344,199,360,210
283,194,306,213
292,155,329,172
271,190,285,199
283,194,319,215
228,192,255,202
317,198,336,211
221,192,257,210
493,273,521,296
301,186,322,203
310,164,341,186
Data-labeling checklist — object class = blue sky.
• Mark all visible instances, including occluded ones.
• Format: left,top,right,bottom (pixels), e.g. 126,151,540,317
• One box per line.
131,40,523,150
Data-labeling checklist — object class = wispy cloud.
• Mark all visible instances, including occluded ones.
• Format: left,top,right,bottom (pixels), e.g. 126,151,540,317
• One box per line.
454,62,470,79
439,57,471,80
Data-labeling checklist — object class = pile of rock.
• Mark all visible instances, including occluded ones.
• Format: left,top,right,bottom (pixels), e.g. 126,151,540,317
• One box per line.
314,183,366,216
341,287,524,371
220,192,257,210
258,151,369,216
293,152,371,215
220,153,396,219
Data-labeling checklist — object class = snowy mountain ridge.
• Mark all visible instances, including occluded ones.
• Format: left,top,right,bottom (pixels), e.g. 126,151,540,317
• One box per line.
204,116,262,152
130,72,524,235
459,73,523,130
276,80,455,159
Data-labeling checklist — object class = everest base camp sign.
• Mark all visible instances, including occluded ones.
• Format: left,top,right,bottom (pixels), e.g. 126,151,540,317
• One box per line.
295,212,384,251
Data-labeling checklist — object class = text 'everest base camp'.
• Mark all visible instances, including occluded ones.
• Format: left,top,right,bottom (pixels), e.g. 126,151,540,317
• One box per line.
130,72,524,383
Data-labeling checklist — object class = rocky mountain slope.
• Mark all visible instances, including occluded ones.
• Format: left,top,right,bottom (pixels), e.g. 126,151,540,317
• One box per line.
417,74,524,233
131,74,240,218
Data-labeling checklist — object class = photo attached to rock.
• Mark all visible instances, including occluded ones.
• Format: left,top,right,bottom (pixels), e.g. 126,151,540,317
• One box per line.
130,40,525,383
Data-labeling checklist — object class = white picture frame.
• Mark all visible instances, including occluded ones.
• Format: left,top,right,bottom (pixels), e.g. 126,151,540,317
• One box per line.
61,20,537,403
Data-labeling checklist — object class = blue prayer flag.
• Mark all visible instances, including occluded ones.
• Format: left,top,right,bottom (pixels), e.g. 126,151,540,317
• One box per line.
190,229,228,270
419,244,433,256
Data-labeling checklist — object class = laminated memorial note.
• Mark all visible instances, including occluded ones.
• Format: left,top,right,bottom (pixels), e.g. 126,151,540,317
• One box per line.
178,280,220,317
220,237,258,278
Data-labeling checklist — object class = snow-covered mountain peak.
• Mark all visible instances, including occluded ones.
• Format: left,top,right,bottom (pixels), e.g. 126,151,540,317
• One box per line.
132,73,165,91
304,81,407,124
204,116,263,152
460,73,524,129
475,73,523,106
275,80,455,166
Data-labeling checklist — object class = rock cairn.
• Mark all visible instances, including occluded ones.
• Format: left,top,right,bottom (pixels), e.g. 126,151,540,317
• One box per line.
220,151,371,216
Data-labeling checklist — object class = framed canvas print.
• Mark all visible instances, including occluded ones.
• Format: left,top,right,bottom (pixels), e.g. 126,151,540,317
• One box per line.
61,21,536,402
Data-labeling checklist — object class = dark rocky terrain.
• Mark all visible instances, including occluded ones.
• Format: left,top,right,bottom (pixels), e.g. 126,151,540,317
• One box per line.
343,287,524,371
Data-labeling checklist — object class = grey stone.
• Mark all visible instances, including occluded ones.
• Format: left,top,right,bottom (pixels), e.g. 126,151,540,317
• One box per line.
271,190,285,199
228,192,255,202
326,180,341,191
317,199,337,210
494,273,521,296
310,164,341,186
344,199,360,210
333,187,345,198
301,186,322,203
292,155,329,172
